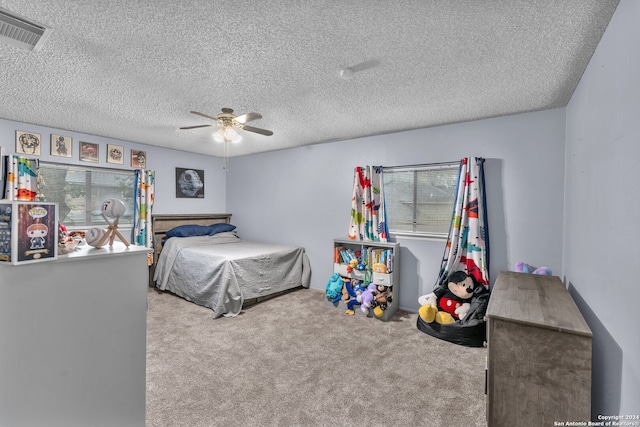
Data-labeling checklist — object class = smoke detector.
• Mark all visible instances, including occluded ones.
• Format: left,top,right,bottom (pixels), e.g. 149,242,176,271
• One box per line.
0,8,50,52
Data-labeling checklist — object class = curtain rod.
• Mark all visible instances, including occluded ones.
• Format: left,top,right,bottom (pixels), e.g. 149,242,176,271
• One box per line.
383,160,459,171
383,157,484,172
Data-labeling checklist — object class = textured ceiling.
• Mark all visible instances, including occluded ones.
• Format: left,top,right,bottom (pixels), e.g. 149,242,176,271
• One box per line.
0,1,619,158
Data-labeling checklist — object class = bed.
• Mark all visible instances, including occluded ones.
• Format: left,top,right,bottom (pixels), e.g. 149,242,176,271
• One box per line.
150,214,311,317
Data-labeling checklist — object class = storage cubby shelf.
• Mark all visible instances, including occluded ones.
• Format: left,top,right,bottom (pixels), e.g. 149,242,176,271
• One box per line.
328,238,400,321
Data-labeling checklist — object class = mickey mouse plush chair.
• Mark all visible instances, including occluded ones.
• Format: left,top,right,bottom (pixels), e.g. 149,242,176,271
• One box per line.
416,270,490,347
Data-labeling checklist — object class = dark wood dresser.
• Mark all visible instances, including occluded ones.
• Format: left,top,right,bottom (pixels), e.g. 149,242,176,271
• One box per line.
486,271,592,426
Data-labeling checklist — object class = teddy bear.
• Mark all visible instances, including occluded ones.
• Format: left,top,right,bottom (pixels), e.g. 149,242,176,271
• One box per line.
325,273,344,303
372,284,393,318
418,271,477,325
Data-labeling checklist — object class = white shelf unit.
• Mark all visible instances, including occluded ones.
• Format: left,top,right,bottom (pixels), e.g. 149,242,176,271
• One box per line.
329,238,400,321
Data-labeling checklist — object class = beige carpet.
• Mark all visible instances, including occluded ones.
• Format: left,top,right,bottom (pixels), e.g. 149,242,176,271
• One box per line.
146,287,488,427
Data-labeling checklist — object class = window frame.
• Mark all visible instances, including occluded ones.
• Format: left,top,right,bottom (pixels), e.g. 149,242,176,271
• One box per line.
37,161,136,229
383,161,459,240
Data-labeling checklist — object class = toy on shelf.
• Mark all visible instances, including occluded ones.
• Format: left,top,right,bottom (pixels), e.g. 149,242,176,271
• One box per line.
58,223,80,254
91,199,130,249
346,258,358,273
86,227,106,247
372,262,387,273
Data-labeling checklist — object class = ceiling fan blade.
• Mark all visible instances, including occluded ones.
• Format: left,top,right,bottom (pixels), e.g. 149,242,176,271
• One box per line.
235,112,262,124
190,111,219,121
179,124,213,130
239,124,273,136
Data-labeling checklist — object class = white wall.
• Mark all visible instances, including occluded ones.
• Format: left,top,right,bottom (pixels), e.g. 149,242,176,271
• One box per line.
0,118,227,214
227,108,566,312
564,0,640,417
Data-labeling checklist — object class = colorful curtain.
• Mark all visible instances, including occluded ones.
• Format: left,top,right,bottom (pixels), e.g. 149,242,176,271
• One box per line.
435,157,489,288
348,166,388,242
2,155,38,201
133,170,155,263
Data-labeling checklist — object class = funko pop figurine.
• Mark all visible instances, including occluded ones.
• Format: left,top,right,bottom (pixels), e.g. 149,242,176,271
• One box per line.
26,223,48,250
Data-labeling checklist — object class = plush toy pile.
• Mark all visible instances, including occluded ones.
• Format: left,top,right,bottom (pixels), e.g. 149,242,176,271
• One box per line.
327,245,396,319
416,270,491,347
513,261,552,275
325,274,393,319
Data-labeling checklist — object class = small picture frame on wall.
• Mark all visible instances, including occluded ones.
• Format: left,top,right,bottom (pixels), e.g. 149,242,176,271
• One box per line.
16,131,41,155
176,167,204,198
106,144,124,164
80,141,99,162
131,149,146,168
51,134,72,157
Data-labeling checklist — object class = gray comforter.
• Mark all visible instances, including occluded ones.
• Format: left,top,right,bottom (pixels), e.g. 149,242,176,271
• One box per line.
153,232,311,317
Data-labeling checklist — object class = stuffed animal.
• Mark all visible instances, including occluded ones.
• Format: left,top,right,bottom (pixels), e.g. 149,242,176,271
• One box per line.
326,273,344,303
346,258,359,273
345,280,366,315
418,271,477,325
372,263,387,273
372,284,393,318
360,283,377,314
341,278,352,303
514,261,552,275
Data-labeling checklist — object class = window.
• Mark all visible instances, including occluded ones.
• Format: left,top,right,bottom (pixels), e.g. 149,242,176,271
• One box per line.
383,163,459,237
37,162,135,227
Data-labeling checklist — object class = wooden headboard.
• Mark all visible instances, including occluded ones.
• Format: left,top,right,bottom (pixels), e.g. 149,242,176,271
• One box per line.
149,213,232,286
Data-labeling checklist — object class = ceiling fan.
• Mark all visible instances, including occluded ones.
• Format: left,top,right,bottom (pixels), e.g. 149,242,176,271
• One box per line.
179,108,273,143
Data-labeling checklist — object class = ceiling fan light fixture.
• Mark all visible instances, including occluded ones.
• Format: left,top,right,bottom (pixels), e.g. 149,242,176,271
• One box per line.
213,126,241,143
213,129,225,143
182,108,271,146
224,127,241,143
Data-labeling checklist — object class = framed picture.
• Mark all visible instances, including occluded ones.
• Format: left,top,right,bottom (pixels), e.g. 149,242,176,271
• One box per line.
131,149,146,168
16,131,41,155
51,134,72,157
175,168,204,198
106,144,124,164
80,141,99,162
